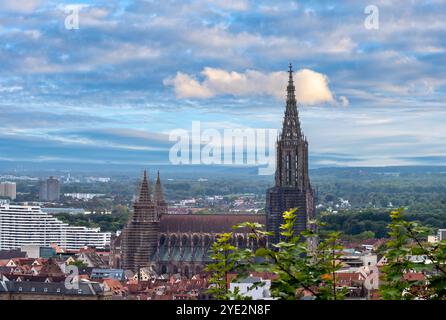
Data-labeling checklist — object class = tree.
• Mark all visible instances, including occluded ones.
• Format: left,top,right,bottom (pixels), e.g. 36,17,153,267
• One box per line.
205,232,252,300
380,208,446,300
207,209,347,300
68,259,88,269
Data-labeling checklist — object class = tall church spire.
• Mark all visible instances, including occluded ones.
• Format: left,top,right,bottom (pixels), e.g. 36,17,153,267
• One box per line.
266,63,316,245
275,64,308,189
121,169,160,272
281,63,302,141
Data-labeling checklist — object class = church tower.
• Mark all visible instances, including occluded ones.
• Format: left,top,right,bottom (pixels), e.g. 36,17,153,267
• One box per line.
154,170,168,218
121,170,165,272
266,64,316,244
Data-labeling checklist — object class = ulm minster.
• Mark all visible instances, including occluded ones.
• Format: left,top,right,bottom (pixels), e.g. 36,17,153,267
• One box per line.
115,64,316,276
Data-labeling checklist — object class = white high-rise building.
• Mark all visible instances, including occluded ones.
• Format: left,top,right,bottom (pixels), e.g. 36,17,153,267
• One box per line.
0,204,111,251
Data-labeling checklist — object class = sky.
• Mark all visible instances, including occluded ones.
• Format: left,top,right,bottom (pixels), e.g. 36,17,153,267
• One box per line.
0,0,446,172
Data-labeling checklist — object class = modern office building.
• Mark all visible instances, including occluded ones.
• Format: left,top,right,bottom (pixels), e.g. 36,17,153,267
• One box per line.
0,182,16,200
0,204,111,251
20,245,57,259
39,176,60,201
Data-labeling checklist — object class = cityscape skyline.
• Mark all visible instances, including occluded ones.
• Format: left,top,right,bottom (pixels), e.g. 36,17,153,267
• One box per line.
1,1,446,170
1,0,446,306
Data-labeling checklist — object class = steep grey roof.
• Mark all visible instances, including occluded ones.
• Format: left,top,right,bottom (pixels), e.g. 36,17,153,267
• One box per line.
91,268,125,280
0,280,105,296
81,252,107,268
0,249,26,259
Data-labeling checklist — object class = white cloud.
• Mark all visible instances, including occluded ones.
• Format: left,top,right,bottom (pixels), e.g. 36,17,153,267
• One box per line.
209,0,250,11
164,67,335,105
0,85,23,93
338,96,349,107
163,72,213,98
1,0,42,13
293,69,334,104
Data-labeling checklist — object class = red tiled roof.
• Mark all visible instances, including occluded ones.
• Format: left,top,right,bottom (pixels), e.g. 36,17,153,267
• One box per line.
335,272,365,286
403,272,426,281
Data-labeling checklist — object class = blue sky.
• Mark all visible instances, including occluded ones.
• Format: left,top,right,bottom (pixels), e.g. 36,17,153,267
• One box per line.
1,0,446,170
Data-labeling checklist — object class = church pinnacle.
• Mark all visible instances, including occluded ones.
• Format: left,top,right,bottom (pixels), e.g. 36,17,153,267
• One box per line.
154,170,165,205
282,63,302,141
138,169,151,204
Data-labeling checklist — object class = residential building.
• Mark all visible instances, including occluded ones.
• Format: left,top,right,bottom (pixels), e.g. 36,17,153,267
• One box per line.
39,177,60,201
438,229,446,241
0,280,111,300
76,249,108,268
91,268,125,281
20,245,56,259
0,182,16,200
0,204,111,250
229,276,274,300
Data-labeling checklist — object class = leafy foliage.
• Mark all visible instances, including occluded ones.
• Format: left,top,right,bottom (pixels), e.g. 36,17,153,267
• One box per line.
207,209,347,300
205,232,252,300
68,259,89,269
380,208,446,300
321,209,444,238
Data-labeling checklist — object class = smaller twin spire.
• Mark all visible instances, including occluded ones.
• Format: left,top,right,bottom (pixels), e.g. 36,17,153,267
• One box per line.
154,170,165,205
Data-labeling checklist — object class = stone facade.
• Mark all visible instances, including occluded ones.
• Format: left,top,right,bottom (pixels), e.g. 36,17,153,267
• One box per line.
153,214,266,277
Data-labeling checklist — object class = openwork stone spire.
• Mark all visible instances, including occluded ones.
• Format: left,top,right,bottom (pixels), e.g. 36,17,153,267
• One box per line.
281,63,302,141
138,170,151,204
275,64,309,189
